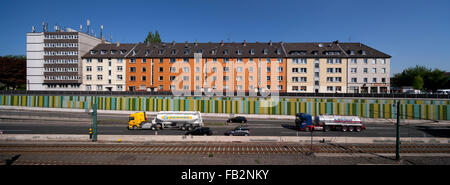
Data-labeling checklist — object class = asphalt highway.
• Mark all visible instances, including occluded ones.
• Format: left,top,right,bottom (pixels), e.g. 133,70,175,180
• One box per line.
0,109,449,137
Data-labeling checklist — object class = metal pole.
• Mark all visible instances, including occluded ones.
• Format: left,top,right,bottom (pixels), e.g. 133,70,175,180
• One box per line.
396,100,400,161
92,102,98,142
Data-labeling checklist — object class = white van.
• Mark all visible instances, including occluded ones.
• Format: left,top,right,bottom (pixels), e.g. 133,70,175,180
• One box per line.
436,89,450,94
152,111,203,130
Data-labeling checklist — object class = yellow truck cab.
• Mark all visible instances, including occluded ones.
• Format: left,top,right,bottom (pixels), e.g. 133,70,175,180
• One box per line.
128,112,148,130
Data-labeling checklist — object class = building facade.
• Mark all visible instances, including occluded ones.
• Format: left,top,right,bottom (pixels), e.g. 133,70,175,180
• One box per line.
80,41,390,93
81,43,136,91
26,27,105,90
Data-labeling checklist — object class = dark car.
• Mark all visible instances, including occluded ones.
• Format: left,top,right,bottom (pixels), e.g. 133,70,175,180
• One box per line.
185,127,213,136
227,116,247,123
224,125,250,136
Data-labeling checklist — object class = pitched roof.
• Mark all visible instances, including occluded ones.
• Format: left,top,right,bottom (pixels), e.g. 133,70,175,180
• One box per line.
83,41,391,59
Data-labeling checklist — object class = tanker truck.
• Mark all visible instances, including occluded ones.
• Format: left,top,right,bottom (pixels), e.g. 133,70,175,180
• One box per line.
295,113,365,132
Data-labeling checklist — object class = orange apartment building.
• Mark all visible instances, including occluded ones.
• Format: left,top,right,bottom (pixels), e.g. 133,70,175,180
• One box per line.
123,41,286,93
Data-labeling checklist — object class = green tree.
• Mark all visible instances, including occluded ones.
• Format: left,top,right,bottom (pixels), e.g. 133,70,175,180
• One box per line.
412,75,424,90
153,30,161,43
144,32,154,44
144,30,162,44
391,65,449,91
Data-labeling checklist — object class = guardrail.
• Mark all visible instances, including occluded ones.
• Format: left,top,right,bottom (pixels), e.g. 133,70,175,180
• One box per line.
1,90,449,99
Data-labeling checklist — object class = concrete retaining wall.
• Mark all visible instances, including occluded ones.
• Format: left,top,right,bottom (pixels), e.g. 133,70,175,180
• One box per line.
1,134,448,144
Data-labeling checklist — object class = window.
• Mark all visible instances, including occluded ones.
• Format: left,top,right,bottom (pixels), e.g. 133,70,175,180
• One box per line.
170,67,176,73
351,59,357,64
382,78,386,83
183,58,189,63
140,85,146,90
86,59,92,63
117,85,123,91
183,76,189,81
327,86,333,91
267,76,270,81
372,68,377,73
381,59,386,64
327,59,333,64
363,59,368,64
263,49,268,54
97,66,103,72
170,76,176,81
142,76,146,81
86,75,92,80
159,67,163,72
185,49,190,55
373,78,377,83
335,86,342,92
223,67,229,72
335,77,342,82
142,58,147,63
363,68,368,73
183,67,189,72
224,49,229,55
130,58,135,63
292,86,299,91
277,85,283,90
327,68,333,73
372,58,377,64
277,67,283,72
237,58,242,63
117,66,123,72
98,58,103,63
351,78,357,83
351,68,357,73
277,58,283,63
335,58,342,64
327,77,334,82
117,75,123,80
335,68,342,73
97,85,103,91
86,66,92,71
86,85,91,91
170,58,175,63
97,75,103,80
159,58,163,63
130,67,136,72
277,76,283,81
292,68,299,73
142,67,146,72
250,49,255,55
223,76,229,81
363,78,368,83
195,67,200,72
236,76,243,81
159,76,163,81
381,68,386,73
130,76,136,81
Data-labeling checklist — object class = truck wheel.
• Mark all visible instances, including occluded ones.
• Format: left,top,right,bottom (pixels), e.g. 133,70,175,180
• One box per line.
132,126,138,130
305,127,310,132
187,126,193,131
355,127,362,132
181,126,186,131
348,127,354,132
341,126,348,132
324,126,330,132
244,133,249,136
157,124,163,130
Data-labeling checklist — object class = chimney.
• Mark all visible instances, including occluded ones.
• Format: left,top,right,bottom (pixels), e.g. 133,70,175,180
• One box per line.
195,40,198,46
269,40,272,46
116,42,120,47
172,40,176,45
243,40,246,46
220,40,224,46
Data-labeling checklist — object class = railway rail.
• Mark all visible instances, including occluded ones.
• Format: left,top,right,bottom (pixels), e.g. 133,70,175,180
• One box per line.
1,143,449,155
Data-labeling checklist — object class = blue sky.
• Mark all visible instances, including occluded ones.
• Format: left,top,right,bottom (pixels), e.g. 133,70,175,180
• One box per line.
0,0,449,74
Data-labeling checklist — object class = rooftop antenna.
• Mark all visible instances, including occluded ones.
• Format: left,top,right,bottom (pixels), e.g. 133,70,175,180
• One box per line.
100,24,103,40
86,19,90,34
42,21,45,32
110,33,112,42
32,26,35,33
79,24,82,32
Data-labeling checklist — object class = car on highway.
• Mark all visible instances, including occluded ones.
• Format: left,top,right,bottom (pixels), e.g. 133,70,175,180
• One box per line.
227,116,247,123
185,127,213,136
224,125,250,136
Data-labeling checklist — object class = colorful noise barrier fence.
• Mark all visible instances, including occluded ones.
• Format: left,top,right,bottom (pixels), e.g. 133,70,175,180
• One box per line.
1,95,449,120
